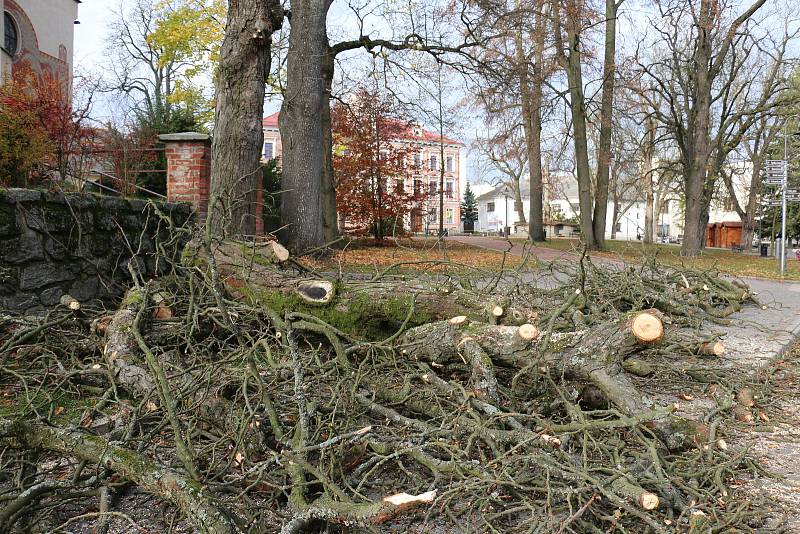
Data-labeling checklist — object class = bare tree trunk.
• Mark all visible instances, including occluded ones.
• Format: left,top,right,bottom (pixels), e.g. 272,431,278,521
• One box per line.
280,0,332,252
741,164,760,250
517,0,545,241
512,179,526,225
209,0,282,237
592,0,622,250
610,198,619,240
554,0,596,248
643,117,655,244
321,50,340,242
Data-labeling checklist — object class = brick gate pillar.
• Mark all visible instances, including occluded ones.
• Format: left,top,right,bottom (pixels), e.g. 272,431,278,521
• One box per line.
160,132,212,223
159,132,265,236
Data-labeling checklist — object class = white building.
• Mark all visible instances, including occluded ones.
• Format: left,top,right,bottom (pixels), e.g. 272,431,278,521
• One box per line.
1,0,79,83
475,175,655,240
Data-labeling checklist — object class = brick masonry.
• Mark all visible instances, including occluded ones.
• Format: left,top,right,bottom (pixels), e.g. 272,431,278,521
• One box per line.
161,132,264,235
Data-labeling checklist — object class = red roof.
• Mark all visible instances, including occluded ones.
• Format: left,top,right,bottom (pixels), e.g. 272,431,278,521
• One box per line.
263,111,280,128
262,112,463,146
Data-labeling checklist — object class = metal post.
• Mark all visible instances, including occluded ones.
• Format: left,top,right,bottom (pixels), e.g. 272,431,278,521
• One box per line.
781,122,788,276
504,190,509,236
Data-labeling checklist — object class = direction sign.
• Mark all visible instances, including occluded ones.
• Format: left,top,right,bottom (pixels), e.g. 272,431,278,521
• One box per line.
766,159,787,169
764,178,784,185
763,200,783,207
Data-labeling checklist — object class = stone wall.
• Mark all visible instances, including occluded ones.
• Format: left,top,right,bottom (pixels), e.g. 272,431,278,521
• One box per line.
0,188,193,313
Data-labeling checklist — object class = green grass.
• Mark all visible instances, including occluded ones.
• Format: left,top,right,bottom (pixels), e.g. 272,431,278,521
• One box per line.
512,237,800,281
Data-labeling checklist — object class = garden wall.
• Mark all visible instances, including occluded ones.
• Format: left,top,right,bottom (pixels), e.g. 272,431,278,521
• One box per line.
0,188,193,313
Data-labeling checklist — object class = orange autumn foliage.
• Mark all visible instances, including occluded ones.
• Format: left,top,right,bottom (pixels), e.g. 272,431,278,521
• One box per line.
332,89,428,241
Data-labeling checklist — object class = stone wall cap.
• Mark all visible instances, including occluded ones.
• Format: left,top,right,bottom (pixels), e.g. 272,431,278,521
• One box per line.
158,132,211,142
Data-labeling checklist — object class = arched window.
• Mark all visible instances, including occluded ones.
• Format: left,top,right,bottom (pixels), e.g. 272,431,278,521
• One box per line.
4,12,18,56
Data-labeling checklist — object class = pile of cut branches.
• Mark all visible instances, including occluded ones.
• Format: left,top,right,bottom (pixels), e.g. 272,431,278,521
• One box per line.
0,227,778,533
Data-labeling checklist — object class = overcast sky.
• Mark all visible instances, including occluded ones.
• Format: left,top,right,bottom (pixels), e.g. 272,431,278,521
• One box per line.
74,1,117,76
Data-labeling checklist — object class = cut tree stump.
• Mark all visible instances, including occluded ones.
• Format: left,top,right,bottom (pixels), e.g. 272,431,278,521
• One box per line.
629,312,664,344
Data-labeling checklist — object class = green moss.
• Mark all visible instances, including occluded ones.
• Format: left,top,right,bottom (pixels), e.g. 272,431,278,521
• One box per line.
247,286,432,339
0,389,93,425
122,289,145,307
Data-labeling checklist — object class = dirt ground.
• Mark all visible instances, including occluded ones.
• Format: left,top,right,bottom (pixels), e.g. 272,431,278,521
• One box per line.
736,342,800,531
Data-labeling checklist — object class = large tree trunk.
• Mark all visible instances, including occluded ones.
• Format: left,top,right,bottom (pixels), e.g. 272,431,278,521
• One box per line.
209,0,282,237
554,0,596,248
280,0,332,252
518,0,545,241
591,0,621,250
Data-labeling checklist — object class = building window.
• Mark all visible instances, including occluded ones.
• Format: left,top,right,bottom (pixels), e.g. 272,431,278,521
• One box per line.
445,181,454,199
445,208,454,224
263,142,274,160
428,180,437,194
615,222,622,232
487,202,495,213
414,153,421,167
430,155,438,171
4,12,18,56
550,203,563,216
413,178,422,194
395,179,404,193
428,208,437,222
446,156,454,172
659,200,669,214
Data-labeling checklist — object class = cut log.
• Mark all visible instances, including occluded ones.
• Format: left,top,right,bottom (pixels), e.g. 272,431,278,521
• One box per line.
449,315,468,326
610,477,660,510
296,281,335,305
490,305,504,324
252,240,290,263
59,294,80,311
280,490,437,533
153,305,174,320
186,240,542,338
103,289,155,398
517,323,540,341
629,312,663,344
732,405,753,423
698,341,725,356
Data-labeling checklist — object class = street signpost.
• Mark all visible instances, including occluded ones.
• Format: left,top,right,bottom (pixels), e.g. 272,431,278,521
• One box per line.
763,158,789,275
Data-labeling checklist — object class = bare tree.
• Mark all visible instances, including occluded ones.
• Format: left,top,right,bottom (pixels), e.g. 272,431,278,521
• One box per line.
480,119,529,225
551,0,599,247
637,0,770,256
105,0,184,127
